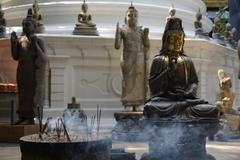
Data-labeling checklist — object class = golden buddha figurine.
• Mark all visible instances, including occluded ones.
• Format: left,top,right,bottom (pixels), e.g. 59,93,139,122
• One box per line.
73,0,98,35
32,0,44,33
78,0,96,27
216,69,235,115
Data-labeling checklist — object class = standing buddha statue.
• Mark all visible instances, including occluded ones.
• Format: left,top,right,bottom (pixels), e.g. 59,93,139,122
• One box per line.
114,3,150,111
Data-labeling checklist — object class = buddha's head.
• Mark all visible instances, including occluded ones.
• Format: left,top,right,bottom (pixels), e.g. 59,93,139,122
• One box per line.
161,17,185,55
166,31,184,53
82,0,88,13
22,8,37,36
225,23,232,32
125,4,138,27
196,9,202,21
218,69,226,80
169,4,176,17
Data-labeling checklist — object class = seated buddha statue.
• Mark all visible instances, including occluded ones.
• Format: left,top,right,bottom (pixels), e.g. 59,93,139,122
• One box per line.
144,17,218,119
77,0,96,27
194,9,208,37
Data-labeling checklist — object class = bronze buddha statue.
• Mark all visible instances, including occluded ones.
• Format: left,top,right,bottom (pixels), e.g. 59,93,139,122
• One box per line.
77,0,96,27
11,8,48,124
73,0,98,36
144,17,218,119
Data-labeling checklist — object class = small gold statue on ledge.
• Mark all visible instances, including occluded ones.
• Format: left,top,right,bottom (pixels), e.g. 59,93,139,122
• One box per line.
77,0,96,28
32,0,44,33
73,0,98,36
216,69,235,115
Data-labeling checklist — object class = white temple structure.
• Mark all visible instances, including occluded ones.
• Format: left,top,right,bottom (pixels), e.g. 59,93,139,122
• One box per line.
1,0,239,120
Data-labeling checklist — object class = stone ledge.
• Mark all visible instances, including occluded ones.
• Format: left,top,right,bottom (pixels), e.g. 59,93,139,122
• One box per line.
0,124,39,143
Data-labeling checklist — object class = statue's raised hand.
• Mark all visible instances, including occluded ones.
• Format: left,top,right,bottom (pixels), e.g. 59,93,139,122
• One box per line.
116,22,121,35
11,31,18,44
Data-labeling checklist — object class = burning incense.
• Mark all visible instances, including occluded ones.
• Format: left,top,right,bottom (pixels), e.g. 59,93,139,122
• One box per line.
97,105,102,136
60,118,71,142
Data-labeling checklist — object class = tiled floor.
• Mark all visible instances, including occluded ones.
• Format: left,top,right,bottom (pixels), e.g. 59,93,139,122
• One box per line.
1,140,240,160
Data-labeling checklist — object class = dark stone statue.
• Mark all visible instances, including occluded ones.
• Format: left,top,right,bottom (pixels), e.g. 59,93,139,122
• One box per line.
140,17,219,160
11,9,48,125
144,17,218,119
0,5,6,38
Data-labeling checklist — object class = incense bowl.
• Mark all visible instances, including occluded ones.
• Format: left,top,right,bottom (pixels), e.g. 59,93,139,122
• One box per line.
20,134,111,160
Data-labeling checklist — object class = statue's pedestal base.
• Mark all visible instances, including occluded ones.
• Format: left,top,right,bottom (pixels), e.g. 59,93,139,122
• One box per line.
111,148,136,160
194,29,209,39
0,124,39,143
73,24,99,36
140,119,219,160
112,112,145,141
215,113,240,141
195,34,210,40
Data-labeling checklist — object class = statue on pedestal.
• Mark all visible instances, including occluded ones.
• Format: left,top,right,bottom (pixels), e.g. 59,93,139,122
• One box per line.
32,0,44,33
112,3,150,141
145,17,218,118
166,4,176,22
0,5,6,38
11,9,48,125
216,69,235,116
194,9,209,39
141,17,219,160
115,3,150,111
73,0,99,36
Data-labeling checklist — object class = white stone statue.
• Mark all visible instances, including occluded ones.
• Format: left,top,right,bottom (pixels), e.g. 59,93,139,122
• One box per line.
114,4,150,111
216,69,235,115
166,4,176,22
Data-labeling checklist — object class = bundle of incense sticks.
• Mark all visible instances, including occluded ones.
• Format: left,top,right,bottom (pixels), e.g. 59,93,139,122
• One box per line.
96,105,102,136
